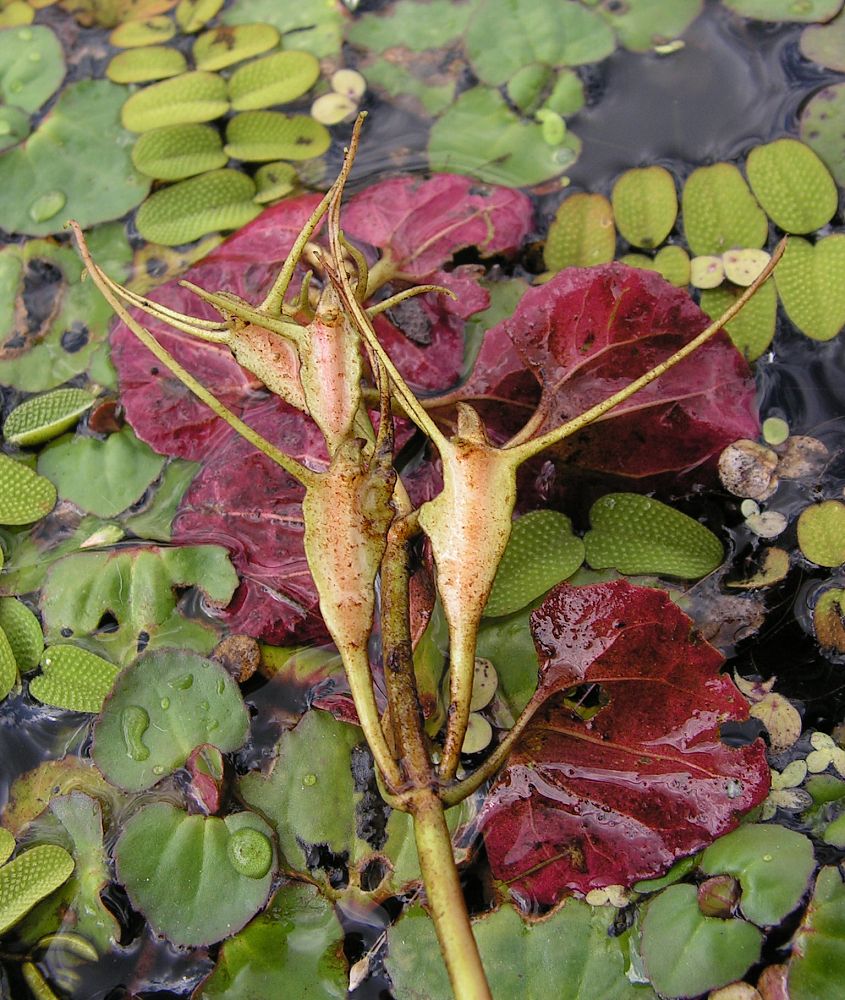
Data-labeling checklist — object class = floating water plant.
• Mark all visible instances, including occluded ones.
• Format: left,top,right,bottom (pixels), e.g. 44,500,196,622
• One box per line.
227,49,319,110
29,644,118,713
130,121,227,180
0,24,64,113
120,70,229,132
3,387,96,446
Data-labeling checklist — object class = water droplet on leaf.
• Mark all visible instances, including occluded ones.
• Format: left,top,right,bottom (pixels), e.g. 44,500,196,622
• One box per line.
122,705,151,762
28,190,66,223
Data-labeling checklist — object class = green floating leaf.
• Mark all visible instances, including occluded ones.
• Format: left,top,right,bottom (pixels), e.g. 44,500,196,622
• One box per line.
0,625,16,701
135,168,261,245
722,0,843,22
106,45,187,84
253,160,298,203
746,138,837,234
347,0,471,52
198,882,347,998
0,600,41,675
115,803,274,946
429,85,580,187
597,0,703,52
0,104,30,151
176,0,223,33
224,110,329,161
93,649,248,791
0,80,150,236
0,844,74,935
0,829,14,867
640,883,762,998
387,900,650,1000
109,14,176,47
585,493,723,578
362,56,456,116
544,192,615,271
800,12,845,71
40,544,238,666
122,458,199,541
797,501,845,567
485,510,585,618
120,70,229,132
701,824,816,926
774,234,845,341
37,426,165,518
682,162,768,255
221,0,343,58
788,866,845,1000
131,122,227,180
193,22,279,70
620,245,691,287
611,165,677,249
700,277,778,360
228,50,320,110
4,388,96,447
29,645,118,713
0,25,64,113
466,0,616,87
0,3,34,29
0,453,56,525
800,81,845,187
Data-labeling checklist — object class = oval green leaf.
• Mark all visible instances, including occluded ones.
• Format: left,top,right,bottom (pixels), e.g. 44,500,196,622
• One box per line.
0,453,56,524
682,162,768,255
93,649,249,791
120,71,229,132
544,192,615,271
722,0,843,21
224,110,330,161
0,626,16,701
135,168,261,245
746,138,837,234
176,0,224,33
193,22,279,70
485,510,585,618
797,501,845,567
700,278,778,360
3,387,96,446
29,644,119,714
774,234,845,341
0,844,74,935
0,598,42,674
253,160,298,203
228,49,319,110
131,122,227,180
584,493,723,578
106,46,187,84
611,165,677,249
115,803,275,946
109,15,176,48
800,81,845,187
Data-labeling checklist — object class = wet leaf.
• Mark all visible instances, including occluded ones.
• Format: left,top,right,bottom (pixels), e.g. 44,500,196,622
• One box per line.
0,25,64,113
227,50,320,110
585,493,723,578
37,427,166,518
175,0,223,33
122,458,199,541
0,598,43,673
800,81,845,185
746,138,837,234
773,234,845,342
485,510,584,618
93,649,249,791
0,104,30,151
115,803,274,946
748,693,802,753
718,439,779,500
722,0,843,22
346,0,471,52
611,166,677,249
543,193,616,271
221,0,343,58
700,279,778,360
787,866,845,1000
109,14,175,47
428,86,580,186
597,0,703,52
0,844,74,934
40,544,238,665
29,644,118,713
481,580,769,904
682,163,767,255
797,501,845,567
814,587,845,652
3,388,97,447
0,453,56,524
193,23,280,70
387,900,653,1000
224,110,330,160
120,71,229,132
0,80,150,236
196,882,347,998
135,169,261,245
106,45,187,84
640,883,762,998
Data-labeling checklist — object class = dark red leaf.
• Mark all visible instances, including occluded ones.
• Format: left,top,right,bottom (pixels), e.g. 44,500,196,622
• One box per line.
480,580,769,906
343,174,532,279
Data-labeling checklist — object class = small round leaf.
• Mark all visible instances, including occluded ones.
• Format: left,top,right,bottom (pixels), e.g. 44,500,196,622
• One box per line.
797,501,845,567
611,166,677,249
0,25,64,113
543,192,615,272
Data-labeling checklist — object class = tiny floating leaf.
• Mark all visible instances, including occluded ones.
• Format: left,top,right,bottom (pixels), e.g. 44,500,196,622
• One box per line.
0,844,74,934
193,22,279,71
135,168,261,245
3,387,96,446
120,71,229,132
722,0,842,23
311,91,357,125
584,493,723,578
0,453,56,524
109,15,176,48
106,46,187,84
224,111,330,161
131,122,228,180
723,248,771,287
611,165,677,249
746,138,837,234
682,162,767,255
689,254,725,289
773,234,845,342
29,644,119,713
227,827,273,878
0,598,43,673
543,192,615,271
797,501,845,567
253,161,298,203
227,50,320,110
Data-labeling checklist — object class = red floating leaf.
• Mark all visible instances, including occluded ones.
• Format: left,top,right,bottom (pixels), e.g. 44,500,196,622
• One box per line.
440,265,760,478
480,580,769,906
